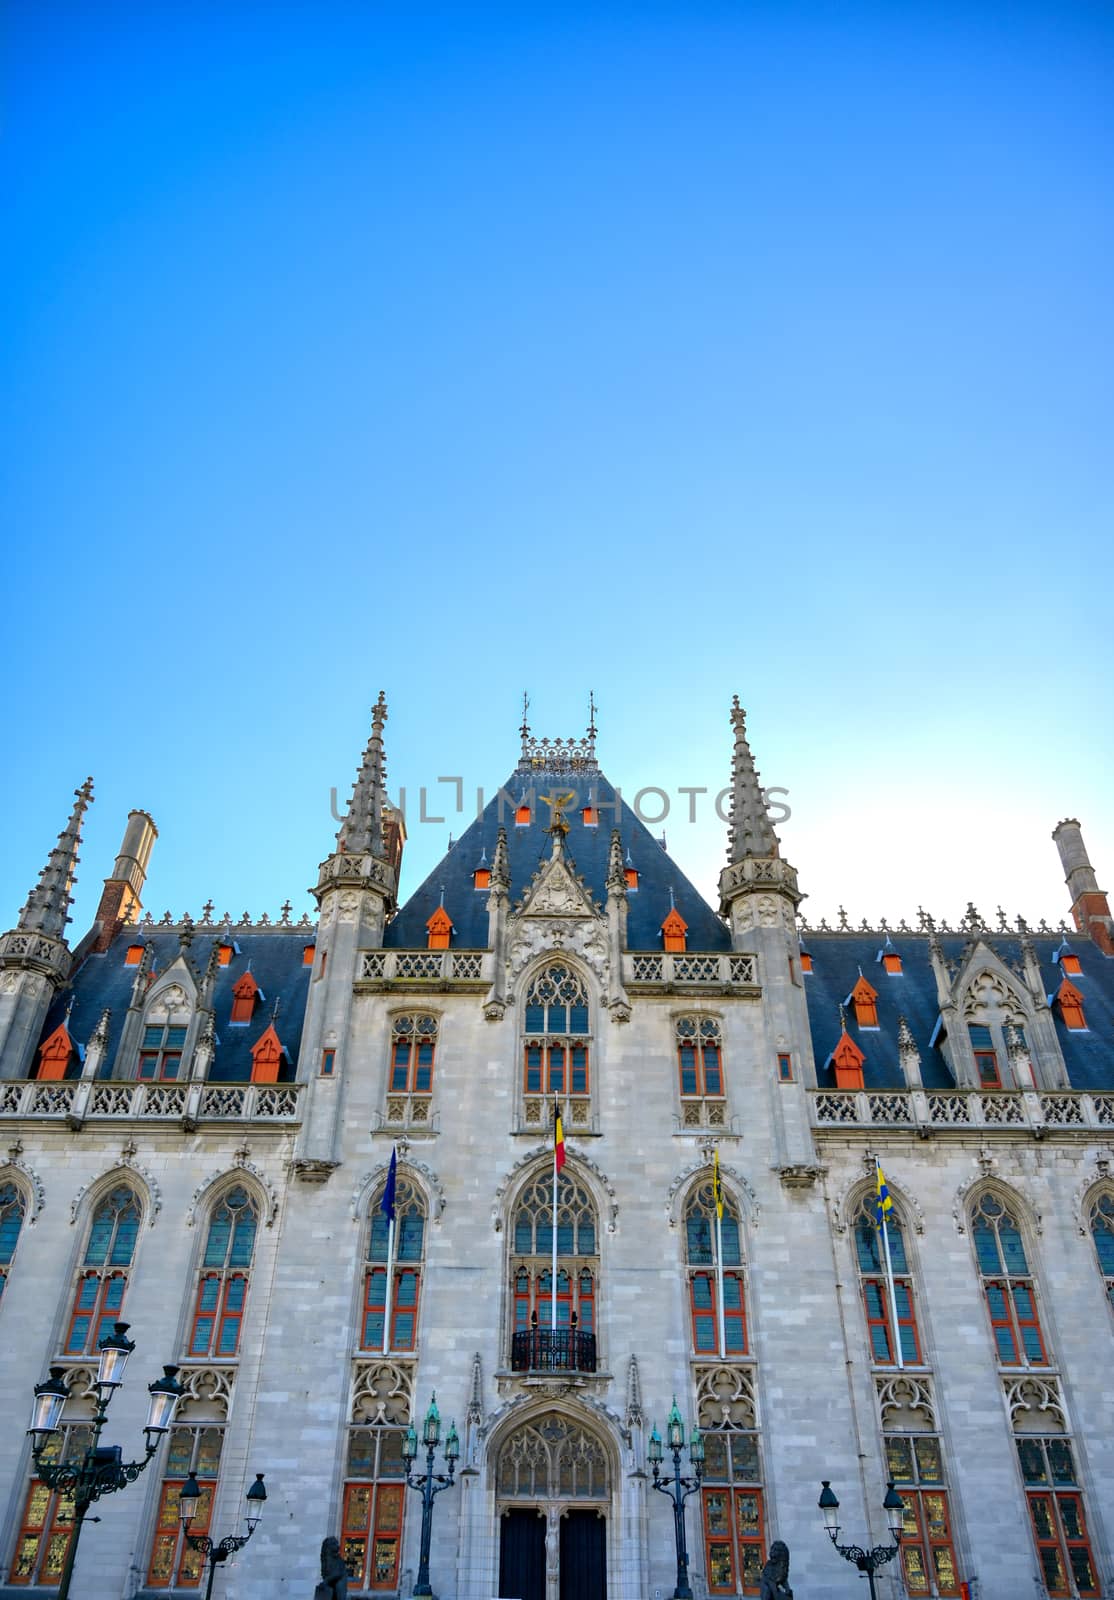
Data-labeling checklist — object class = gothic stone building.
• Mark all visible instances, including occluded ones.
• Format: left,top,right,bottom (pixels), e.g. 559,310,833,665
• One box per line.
0,699,1112,1600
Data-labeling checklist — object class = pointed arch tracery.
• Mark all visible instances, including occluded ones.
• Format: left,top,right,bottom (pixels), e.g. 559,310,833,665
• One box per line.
509,1161,599,1366
62,1182,143,1358
495,1410,610,1500
683,1176,748,1357
967,1186,1048,1367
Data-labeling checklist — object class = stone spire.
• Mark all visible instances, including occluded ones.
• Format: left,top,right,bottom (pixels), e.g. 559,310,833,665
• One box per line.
726,698,778,863
337,692,388,858
606,829,626,896
19,778,94,940
490,825,511,893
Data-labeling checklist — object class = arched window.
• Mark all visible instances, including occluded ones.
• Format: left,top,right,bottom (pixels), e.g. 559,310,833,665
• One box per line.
361,1176,426,1353
63,1186,141,1356
510,1169,598,1373
496,1413,608,1499
676,1018,725,1100
147,1424,225,1589
11,1401,91,1586
187,1186,259,1359
852,1195,922,1365
1016,1436,1099,1597
0,1181,26,1301
1089,1193,1114,1312
970,1194,1046,1366
523,964,590,1100
685,1180,747,1356
341,1426,408,1591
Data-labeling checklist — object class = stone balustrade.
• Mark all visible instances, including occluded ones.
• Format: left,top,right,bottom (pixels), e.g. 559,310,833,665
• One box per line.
0,1078,302,1125
811,1088,1114,1134
358,949,488,985
623,952,758,991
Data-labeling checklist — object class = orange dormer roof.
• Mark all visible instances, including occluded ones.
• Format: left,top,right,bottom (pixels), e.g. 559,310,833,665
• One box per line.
250,1023,285,1083
830,1028,866,1090
426,906,453,950
1055,976,1087,1031
661,907,688,953
849,973,879,1028
231,970,260,1023
38,1023,76,1081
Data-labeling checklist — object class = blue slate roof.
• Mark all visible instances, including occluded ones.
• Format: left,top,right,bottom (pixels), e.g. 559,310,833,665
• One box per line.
36,928,312,1083
386,768,731,952
803,933,1114,1092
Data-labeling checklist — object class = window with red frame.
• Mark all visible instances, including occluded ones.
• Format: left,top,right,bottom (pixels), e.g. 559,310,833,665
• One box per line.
968,1025,1002,1089
138,1022,187,1080
853,1200,922,1364
1055,979,1087,1031
849,974,879,1028
701,1432,765,1595
884,1434,960,1596
509,1169,598,1365
360,1177,425,1351
523,964,590,1098
147,1426,222,1589
1059,952,1082,976
63,1187,141,1356
1089,1193,1114,1311
971,1194,1047,1365
389,1015,438,1094
1017,1437,1099,1598
341,1427,408,1591
10,1424,88,1587
685,1179,747,1356
0,1181,27,1302
676,1017,724,1098
188,1186,258,1359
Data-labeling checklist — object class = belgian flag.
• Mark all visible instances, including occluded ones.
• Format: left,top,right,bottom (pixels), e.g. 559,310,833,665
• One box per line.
554,1099,566,1172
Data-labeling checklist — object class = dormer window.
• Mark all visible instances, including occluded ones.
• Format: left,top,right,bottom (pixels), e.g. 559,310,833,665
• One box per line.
302,944,316,967
1055,978,1087,1031
515,802,531,827
139,1023,186,1080
473,868,491,890
125,944,144,967
426,907,453,950
661,907,688,953
250,1024,286,1084
848,974,879,1029
830,1029,865,1090
217,942,236,967
799,951,813,974
1060,953,1082,976
969,1024,1002,1089
38,1024,77,1082
230,972,260,1025
582,791,599,827
625,867,639,891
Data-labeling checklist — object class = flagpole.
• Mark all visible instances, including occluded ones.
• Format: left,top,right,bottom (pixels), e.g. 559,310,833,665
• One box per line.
876,1161,904,1371
713,1149,726,1359
552,1098,559,1333
382,1211,395,1355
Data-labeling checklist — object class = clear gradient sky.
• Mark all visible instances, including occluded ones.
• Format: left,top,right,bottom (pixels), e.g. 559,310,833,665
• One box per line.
2,2,1112,940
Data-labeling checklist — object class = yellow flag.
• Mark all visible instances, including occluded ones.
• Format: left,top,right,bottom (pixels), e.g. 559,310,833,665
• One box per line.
712,1148,723,1220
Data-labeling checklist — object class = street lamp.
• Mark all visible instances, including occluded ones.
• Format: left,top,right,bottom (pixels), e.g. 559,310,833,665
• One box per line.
180,1469,268,1600
648,1398,705,1600
26,1324,183,1600
402,1394,459,1599
819,1479,906,1600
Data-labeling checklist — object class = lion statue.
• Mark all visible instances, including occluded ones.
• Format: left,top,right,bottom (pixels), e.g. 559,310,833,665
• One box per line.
313,1536,348,1600
759,1539,793,1600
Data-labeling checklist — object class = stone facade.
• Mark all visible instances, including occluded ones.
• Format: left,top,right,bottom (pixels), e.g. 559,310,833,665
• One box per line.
0,702,1111,1600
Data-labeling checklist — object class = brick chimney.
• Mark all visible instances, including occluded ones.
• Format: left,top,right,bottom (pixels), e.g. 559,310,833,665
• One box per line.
90,810,158,953
1052,819,1113,956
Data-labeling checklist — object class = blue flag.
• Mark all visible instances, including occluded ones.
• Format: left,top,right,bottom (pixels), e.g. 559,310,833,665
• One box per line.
381,1147,398,1223
874,1163,893,1227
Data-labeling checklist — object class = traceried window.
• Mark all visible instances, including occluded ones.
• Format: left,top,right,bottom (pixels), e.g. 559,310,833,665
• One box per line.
970,1194,1047,1366
685,1181,747,1356
360,1177,426,1353
139,1023,187,1081
510,1170,598,1361
853,1197,922,1365
523,964,590,1097
1089,1194,1114,1313
1016,1437,1099,1598
148,1425,224,1589
496,1413,608,1499
389,1015,438,1095
187,1186,258,1359
1,1181,27,1301
341,1427,408,1591
885,1434,960,1596
702,1431,764,1594
63,1187,141,1356
676,1018,724,1099
10,1422,89,1586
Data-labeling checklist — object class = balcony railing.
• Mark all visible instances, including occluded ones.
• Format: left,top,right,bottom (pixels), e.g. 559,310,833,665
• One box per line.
811,1088,1114,1133
0,1079,303,1125
623,952,758,991
511,1327,597,1375
359,950,489,985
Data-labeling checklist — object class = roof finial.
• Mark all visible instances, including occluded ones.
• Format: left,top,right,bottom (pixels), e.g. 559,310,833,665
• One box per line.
18,777,95,941
519,691,531,759
587,690,597,742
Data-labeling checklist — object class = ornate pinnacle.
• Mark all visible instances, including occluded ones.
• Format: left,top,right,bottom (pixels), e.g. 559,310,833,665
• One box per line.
18,777,94,941
490,826,511,892
336,693,389,858
725,699,778,864
606,829,626,895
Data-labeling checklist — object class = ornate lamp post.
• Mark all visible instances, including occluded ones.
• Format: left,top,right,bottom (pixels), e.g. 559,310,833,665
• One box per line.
402,1394,459,1600
179,1469,267,1600
648,1397,705,1600
819,1479,906,1600
27,1323,183,1600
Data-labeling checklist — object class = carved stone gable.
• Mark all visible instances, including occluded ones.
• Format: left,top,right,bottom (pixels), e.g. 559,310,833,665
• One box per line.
519,857,598,920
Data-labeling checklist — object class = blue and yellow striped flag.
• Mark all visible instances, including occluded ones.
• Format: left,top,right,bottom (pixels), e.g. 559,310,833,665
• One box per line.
712,1148,723,1220
874,1162,893,1226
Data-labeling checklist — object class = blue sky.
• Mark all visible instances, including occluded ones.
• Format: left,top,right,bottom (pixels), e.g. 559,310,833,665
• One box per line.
2,1,1111,939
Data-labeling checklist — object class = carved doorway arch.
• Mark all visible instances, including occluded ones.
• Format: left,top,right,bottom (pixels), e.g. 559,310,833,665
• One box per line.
495,1411,610,1600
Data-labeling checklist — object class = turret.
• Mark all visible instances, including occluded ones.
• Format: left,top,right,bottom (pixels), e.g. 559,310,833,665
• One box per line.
88,809,158,953
0,779,93,1079
1052,819,1113,956
717,699,801,942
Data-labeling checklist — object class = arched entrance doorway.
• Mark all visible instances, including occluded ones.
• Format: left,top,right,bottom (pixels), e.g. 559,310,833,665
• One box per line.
495,1412,608,1600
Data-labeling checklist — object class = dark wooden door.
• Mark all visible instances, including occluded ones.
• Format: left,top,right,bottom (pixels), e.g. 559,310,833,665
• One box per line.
560,1509,606,1600
499,1507,546,1600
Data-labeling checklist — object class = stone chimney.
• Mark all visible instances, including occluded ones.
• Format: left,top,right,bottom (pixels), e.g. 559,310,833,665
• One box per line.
1052,819,1113,956
90,810,158,953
